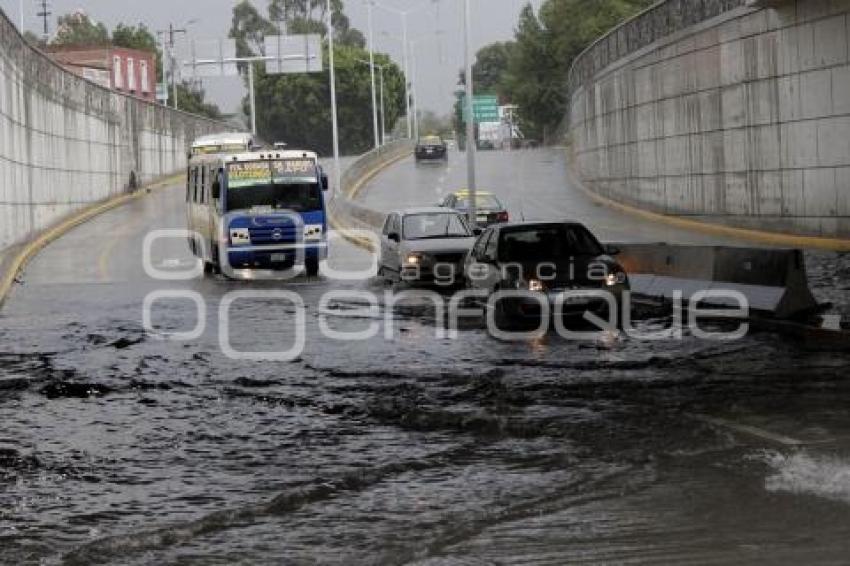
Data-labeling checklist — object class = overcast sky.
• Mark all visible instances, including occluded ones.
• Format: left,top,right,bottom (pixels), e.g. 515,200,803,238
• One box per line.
2,0,542,116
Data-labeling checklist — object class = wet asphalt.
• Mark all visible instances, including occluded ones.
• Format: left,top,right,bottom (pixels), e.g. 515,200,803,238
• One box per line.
1,148,849,565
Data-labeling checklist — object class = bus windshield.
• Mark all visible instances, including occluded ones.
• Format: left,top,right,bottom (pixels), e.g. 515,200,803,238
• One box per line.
227,183,322,212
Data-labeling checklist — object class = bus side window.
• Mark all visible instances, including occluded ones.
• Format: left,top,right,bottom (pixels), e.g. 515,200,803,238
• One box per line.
193,168,199,203
186,167,191,202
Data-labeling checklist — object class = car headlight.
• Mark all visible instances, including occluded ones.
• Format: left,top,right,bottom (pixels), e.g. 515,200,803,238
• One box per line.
304,224,324,241
528,279,545,292
605,272,621,286
405,253,422,265
230,228,251,246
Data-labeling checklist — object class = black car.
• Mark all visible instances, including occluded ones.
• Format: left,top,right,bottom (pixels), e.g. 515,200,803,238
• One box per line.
463,221,629,328
439,191,509,227
415,135,448,162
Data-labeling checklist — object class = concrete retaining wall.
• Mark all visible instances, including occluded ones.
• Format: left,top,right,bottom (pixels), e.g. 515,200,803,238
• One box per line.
567,0,850,237
329,140,414,231
0,8,225,253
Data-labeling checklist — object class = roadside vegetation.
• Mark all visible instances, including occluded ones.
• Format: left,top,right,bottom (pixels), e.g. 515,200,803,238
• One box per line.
464,0,656,144
229,0,407,156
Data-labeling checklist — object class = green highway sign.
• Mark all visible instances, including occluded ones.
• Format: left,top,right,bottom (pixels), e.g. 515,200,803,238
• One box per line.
461,94,500,123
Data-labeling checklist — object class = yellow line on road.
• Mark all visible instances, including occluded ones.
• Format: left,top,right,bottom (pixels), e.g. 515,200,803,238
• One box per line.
565,152,850,251
0,174,182,307
330,149,413,252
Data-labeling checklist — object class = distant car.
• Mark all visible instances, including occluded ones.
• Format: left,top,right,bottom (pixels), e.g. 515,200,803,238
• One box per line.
379,208,478,285
463,221,629,328
415,135,448,162
439,190,509,227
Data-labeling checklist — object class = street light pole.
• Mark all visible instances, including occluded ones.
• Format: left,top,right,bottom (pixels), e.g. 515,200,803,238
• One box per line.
366,1,380,150
401,15,411,139
463,0,477,226
18,0,23,32
247,63,257,136
327,0,341,196
379,65,386,144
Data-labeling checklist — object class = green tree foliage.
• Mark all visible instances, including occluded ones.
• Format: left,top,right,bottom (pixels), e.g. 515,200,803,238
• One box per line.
174,83,223,120
479,0,655,142
52,11,110,46
230,0,279,57
472,41,514,96
231,1,405,155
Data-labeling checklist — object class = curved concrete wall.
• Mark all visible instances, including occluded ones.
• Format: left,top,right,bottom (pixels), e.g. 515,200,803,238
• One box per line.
0,8,225,252
567,0,850,237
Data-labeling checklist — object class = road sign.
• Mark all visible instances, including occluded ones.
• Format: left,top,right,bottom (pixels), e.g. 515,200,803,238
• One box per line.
264,34,323,74
156,82,169,103
183,39,238,77
462,94,500,123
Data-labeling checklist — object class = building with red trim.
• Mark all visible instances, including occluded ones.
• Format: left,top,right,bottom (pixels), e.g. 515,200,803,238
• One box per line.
45,45,157,101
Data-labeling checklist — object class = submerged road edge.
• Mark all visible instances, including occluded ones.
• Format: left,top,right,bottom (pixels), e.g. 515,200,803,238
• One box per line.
0,174,182,309
563,150,850,252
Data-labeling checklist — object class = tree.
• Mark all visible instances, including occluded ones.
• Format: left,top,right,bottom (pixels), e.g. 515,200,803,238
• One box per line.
491,0,656,142
174,82,223,120
52,10,110,46
229,0,401,154
230,0,278,57
472,42,514,96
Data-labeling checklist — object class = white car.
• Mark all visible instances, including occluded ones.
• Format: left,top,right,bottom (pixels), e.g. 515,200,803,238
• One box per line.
379,208,479,285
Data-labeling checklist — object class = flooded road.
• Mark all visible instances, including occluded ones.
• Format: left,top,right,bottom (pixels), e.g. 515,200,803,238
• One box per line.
2,149,850,564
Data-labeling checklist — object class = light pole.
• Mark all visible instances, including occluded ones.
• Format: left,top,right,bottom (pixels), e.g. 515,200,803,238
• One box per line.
373,2,435,140
463,0,477,226
365,1,380,150
327,0,341,195
18,0,23,32
356,59,386,145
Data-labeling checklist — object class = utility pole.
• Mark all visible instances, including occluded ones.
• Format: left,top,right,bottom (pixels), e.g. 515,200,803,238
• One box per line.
35,0,50,43
463,0,477,226
19,0,24,33
158,24,188,111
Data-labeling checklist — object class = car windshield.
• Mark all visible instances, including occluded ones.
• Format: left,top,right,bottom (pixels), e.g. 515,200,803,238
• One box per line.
455,194,502,209
226,183,322,212
420,136,442,145
499,225,603,261
403,213,471,240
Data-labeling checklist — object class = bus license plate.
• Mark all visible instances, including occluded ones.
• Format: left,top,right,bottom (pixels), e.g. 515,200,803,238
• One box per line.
271,253,289,262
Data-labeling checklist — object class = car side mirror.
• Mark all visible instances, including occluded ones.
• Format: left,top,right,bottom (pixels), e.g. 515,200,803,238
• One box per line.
320,171,329,192
479,253,496,264
605,244,621,256
472,228,483,236
388,232,400,243
211,181,221,200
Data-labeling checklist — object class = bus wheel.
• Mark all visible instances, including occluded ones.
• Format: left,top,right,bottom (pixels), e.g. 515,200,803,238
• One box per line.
305,257,320,277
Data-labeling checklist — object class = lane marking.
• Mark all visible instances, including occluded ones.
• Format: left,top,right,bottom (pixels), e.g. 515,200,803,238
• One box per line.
0,174,182,308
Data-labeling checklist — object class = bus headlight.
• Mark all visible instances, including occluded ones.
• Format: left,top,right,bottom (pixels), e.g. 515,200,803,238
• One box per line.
528,279,545,292
230,228,251,246
605,272,619,287
405,253,422,265
304,224,324,241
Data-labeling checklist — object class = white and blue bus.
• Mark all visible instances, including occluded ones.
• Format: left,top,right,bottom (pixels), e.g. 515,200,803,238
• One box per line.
187,148,330,277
